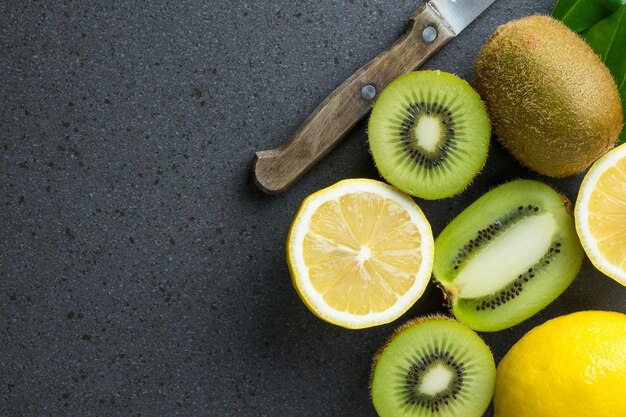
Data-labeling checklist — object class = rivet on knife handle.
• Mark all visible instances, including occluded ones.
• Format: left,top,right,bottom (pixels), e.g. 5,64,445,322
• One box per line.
252,4,454,194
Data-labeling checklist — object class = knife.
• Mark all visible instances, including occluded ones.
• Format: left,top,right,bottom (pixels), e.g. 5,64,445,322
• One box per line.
252,0,496,194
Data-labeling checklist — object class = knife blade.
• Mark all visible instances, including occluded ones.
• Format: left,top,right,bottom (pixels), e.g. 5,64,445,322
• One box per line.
431,0,496,35
252,0,497,194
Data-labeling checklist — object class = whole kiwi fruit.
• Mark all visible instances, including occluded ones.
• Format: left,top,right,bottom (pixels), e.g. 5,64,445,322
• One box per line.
473,15,623,177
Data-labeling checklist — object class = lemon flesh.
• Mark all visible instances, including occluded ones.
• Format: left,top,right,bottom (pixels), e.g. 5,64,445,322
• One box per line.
575,143,626,286
287,179,434,329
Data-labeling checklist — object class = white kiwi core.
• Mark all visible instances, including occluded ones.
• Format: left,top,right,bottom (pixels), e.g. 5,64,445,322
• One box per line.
419,364,453,395
412,116,442,153
454,213,557,298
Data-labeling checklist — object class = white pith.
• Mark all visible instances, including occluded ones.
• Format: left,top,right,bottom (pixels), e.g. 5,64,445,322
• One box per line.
420,364,453,396
575,144,626,284
357,245,372,262
288,179,434,328
412,116,441,153
454,213,557,298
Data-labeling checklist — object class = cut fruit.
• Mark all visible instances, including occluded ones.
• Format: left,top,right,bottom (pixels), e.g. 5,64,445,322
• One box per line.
371,315,496,417
575,143,626,286
368,71,490,200
433,180,584,332
287,179,434,329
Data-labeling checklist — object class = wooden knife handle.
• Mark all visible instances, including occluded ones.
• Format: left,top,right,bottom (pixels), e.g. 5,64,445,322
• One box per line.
252,4,454,194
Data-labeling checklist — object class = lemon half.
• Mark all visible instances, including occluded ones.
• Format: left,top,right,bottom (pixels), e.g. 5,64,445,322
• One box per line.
287,179,434,329
575,143,626,286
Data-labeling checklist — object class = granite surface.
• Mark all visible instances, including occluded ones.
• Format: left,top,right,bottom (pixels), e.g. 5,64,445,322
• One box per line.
2,1,625,416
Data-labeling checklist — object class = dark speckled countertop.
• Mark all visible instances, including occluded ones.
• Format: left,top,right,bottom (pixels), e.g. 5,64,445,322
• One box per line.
2,1,625,416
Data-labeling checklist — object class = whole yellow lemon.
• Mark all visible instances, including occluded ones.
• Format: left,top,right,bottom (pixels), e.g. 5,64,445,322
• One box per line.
495,311,626,417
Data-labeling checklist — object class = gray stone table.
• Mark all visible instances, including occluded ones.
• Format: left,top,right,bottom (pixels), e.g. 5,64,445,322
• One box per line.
2,1,625,416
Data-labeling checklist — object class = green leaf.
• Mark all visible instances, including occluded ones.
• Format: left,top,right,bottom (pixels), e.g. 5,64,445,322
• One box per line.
583,5,626,144
617,81,626,145
584,6,626,81
552,0,625,32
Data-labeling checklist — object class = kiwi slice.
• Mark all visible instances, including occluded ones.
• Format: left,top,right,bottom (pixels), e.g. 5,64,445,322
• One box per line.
434,180,584,332
368,71,490,200
370,315,496,417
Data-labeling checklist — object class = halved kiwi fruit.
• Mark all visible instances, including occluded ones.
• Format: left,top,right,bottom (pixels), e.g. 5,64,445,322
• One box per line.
368,71,490,200
370,315,495,417
434,180,584,332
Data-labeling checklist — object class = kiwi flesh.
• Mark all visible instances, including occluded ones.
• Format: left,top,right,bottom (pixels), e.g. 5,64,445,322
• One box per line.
368,71,490,200
370,315,495,417
473,15,623,177
434,180,583,332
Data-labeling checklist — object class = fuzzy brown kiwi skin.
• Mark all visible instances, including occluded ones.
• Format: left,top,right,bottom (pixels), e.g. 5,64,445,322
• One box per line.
473,15,623,178
369,314,456,396
559,192,574,216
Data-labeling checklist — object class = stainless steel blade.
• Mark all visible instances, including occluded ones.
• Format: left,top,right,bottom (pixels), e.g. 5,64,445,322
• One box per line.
429,0,497,35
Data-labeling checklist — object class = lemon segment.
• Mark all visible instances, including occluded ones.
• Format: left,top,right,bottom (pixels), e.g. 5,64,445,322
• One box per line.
575,143,626,285
287,179,434,329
